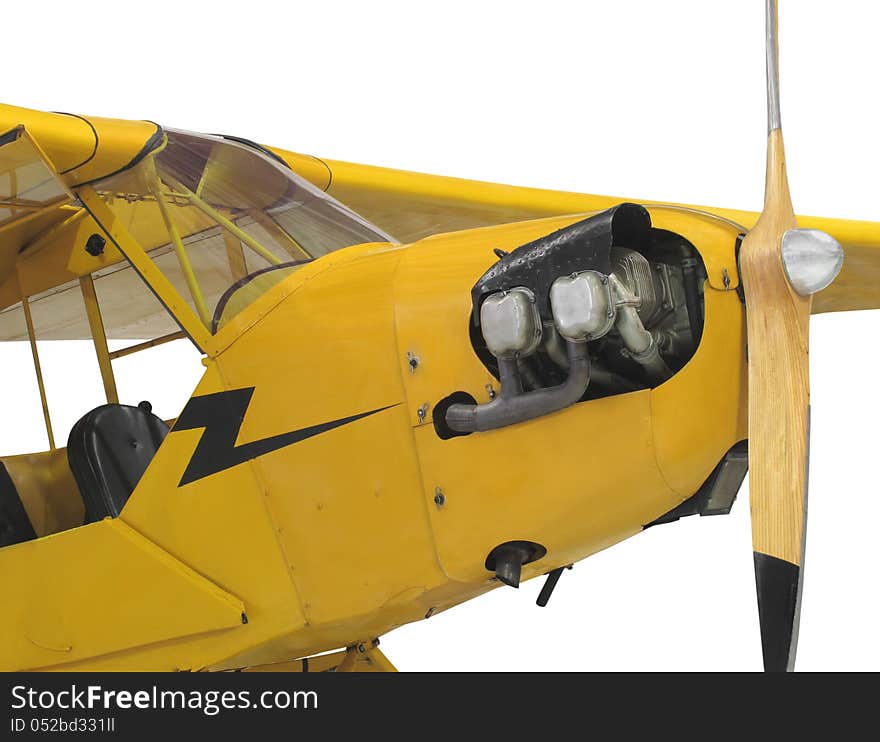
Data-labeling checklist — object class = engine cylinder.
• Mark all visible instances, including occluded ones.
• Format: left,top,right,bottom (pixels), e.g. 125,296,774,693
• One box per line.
611,247,663,324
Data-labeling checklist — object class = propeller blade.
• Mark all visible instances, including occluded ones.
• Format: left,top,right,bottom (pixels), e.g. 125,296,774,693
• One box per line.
739,0,812,672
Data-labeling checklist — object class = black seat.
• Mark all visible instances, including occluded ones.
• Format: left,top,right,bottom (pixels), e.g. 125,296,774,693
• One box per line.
67,401,169,523
0,462,36,547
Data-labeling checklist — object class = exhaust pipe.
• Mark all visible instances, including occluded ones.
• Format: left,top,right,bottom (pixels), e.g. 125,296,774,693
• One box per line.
445,339,590,434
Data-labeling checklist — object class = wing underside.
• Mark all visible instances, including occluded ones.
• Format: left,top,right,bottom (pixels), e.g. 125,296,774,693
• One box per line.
272,149,880,315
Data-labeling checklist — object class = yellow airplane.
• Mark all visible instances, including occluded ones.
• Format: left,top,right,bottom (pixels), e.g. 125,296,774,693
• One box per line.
0,1,876,673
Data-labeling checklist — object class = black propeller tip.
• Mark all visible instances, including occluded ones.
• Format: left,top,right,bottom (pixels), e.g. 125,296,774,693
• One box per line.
754,552,803,672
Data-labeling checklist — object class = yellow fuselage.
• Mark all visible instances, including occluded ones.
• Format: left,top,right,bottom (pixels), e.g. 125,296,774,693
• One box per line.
0,203,747,670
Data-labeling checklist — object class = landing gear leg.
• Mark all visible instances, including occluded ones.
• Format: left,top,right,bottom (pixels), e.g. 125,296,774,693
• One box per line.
336,639,397,672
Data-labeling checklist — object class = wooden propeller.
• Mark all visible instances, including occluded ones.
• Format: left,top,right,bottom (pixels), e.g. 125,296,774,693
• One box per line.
739,0,842,671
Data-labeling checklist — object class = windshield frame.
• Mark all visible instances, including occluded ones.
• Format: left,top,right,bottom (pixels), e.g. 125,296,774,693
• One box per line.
77,129,395,351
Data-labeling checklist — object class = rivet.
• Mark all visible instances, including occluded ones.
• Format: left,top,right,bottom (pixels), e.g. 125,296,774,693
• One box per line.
417,403,429,423
434,488,446,507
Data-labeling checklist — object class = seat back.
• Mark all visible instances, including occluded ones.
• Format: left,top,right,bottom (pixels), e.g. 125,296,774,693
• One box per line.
67,401,169,523
0,462,36,547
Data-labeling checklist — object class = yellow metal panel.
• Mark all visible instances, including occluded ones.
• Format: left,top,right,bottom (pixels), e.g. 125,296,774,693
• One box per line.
0,518,245,671
210,248,445,632
205,241,398,355
649,287,748,496
117,362,312,670
413,391,672,582
258,404,437,627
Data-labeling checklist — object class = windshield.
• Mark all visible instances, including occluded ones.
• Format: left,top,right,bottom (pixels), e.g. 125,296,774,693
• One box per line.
90,129,394,332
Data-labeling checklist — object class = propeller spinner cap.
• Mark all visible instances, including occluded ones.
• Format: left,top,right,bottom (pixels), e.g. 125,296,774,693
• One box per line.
780,228,844,296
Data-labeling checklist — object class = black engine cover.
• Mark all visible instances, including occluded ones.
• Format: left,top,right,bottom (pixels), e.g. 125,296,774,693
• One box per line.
469,203,653,374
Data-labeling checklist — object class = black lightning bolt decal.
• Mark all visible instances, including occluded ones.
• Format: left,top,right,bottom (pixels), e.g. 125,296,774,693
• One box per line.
173,387,394,486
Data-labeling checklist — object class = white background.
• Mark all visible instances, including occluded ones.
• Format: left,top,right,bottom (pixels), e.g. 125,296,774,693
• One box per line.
4,0,880,670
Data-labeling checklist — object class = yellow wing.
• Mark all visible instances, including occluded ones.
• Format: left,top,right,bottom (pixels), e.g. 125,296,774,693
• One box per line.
269,146,880,315
0,101,875,340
